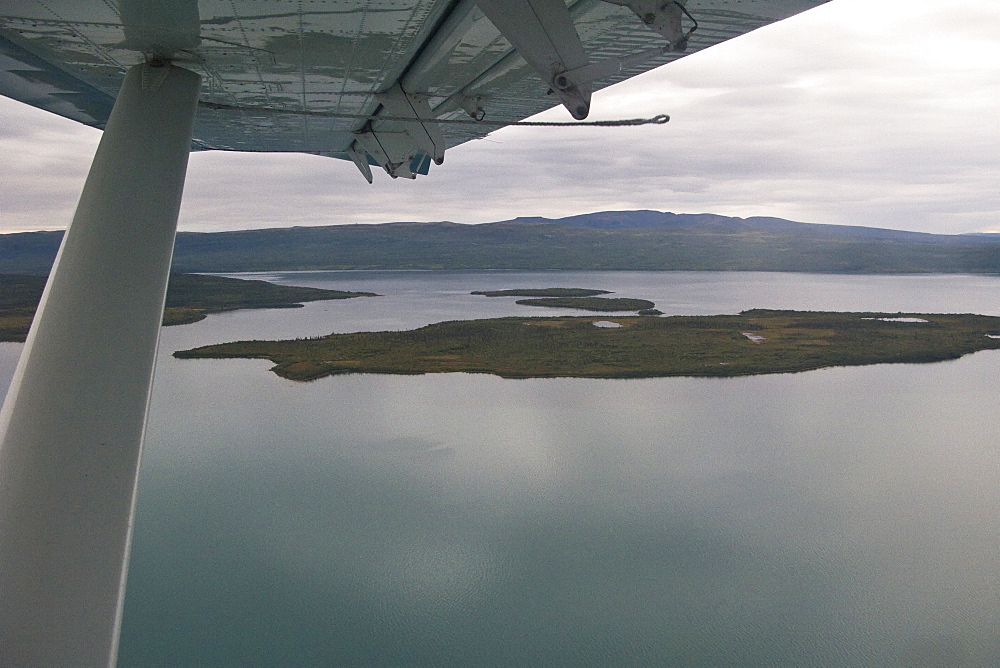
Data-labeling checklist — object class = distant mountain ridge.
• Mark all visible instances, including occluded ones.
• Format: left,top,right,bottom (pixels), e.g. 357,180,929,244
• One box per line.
1,211,999,275
505,210,946,239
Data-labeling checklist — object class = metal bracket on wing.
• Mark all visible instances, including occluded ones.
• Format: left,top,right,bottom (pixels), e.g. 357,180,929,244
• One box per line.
351,128,431,180
604,0,697,52
458,94,486,121
375,84,446,165
343,85,445,181
475,0,592,120
352,130,401,179
430,91,486,121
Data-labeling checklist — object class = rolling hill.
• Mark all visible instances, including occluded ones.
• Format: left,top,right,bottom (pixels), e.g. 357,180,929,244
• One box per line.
2,211,999,274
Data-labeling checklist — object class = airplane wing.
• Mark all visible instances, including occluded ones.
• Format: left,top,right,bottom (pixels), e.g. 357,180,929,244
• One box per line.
1,0,829,180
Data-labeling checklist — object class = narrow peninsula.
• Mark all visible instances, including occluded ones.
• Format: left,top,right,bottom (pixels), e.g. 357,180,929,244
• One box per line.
0,273,377,342
173,310,1000,381
515,297,656,312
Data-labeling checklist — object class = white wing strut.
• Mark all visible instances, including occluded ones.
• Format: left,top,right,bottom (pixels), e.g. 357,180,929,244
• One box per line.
0,62,200,666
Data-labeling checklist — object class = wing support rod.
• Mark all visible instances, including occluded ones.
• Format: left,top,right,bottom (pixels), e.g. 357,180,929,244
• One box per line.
0,62,200,666
475,0,593,119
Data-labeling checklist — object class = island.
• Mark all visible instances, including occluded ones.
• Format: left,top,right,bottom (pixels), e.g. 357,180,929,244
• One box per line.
471,287,655,313
0,273,377,342
472,288,612,297
172,309,1000,381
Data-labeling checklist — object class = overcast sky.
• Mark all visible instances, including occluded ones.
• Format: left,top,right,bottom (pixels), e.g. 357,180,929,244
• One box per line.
1,0,997,235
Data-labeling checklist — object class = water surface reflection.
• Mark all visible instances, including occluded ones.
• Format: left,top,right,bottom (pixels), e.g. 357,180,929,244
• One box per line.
5,271,996,664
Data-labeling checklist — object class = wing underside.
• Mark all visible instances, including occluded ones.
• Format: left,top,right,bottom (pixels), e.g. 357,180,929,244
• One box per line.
0,0,828,179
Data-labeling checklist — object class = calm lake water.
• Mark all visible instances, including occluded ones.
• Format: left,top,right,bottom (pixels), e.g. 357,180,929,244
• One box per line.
3,271,999,665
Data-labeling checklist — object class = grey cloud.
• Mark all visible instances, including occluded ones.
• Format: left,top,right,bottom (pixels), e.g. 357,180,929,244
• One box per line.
0,0,997,236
